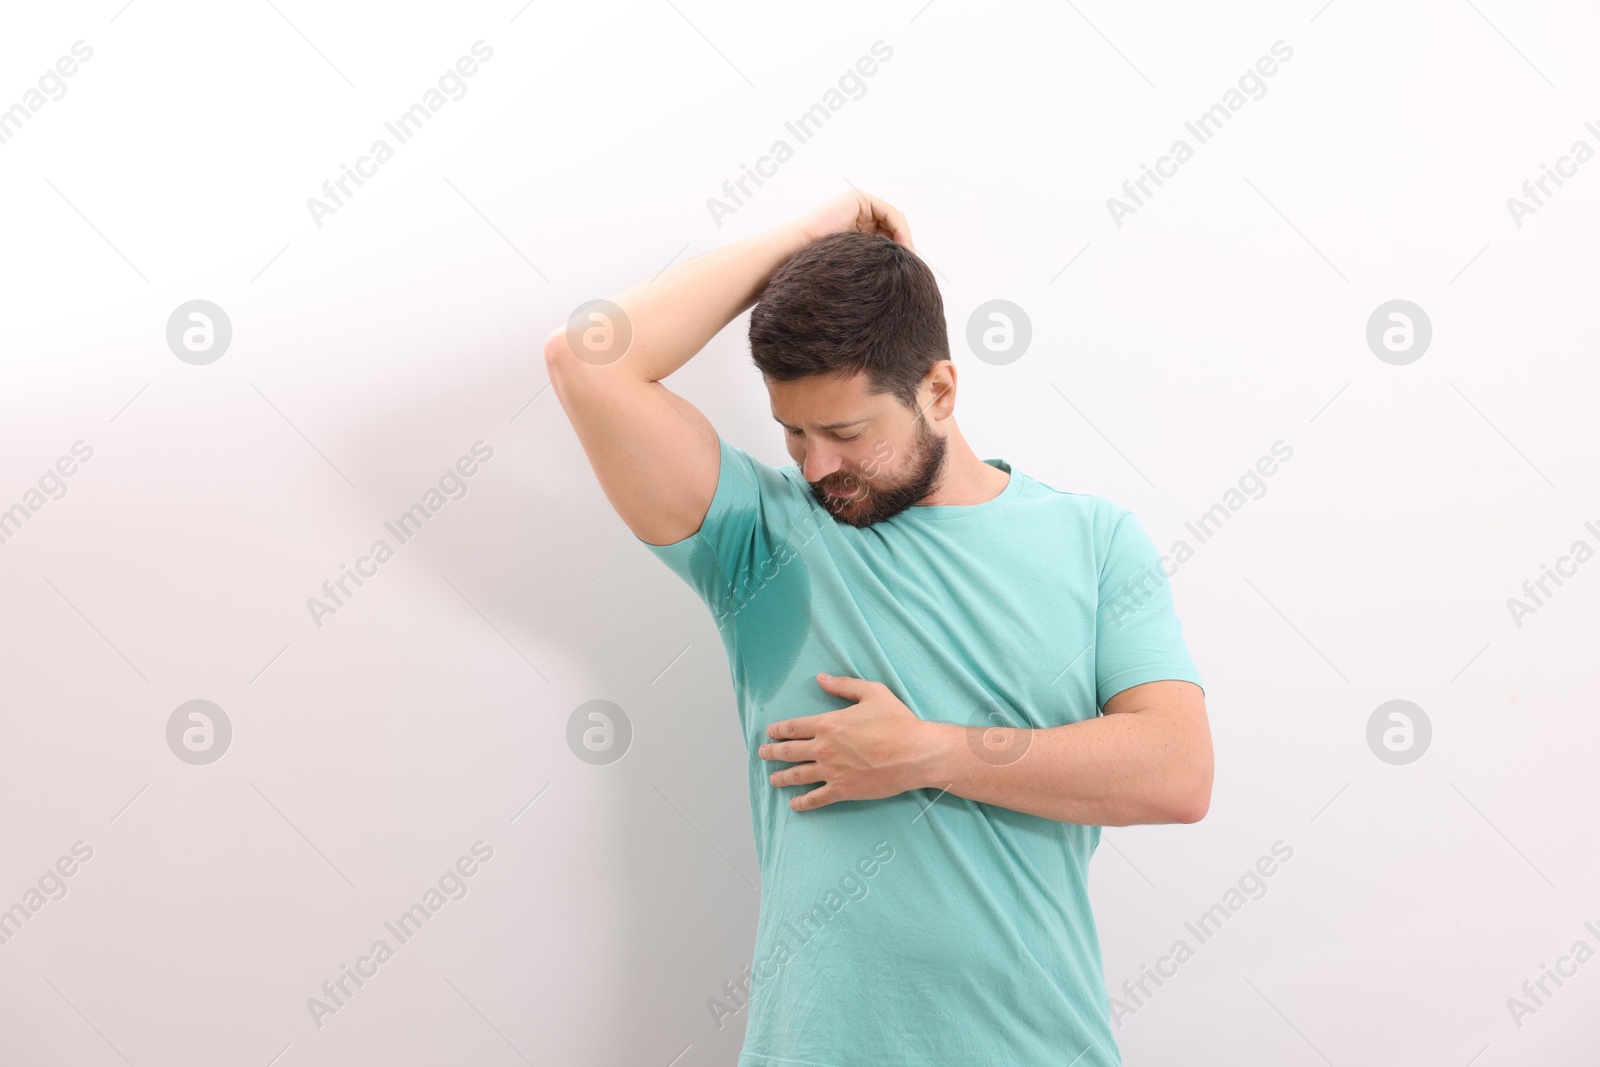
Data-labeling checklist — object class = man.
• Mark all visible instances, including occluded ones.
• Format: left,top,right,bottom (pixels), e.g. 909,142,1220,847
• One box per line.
544,189,1212,1066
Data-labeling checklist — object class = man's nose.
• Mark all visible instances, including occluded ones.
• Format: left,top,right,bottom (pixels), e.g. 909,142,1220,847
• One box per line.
802,443,844,483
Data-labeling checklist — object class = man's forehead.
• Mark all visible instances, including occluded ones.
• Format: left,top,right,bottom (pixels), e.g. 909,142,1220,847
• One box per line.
767,374,885,429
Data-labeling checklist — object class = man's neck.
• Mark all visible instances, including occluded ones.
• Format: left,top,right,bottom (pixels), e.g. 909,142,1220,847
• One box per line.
916,429,1010,507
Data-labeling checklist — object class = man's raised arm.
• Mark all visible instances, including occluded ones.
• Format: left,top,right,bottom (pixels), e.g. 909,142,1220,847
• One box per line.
542,192,914,546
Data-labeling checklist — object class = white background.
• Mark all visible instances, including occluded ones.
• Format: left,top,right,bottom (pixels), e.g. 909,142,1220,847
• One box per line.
2,1,1597,1064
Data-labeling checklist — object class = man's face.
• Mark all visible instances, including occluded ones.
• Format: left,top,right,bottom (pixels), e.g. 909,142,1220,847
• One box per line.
769,371,948,528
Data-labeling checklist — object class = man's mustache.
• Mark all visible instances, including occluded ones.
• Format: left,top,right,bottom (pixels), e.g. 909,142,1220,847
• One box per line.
818,475,870,500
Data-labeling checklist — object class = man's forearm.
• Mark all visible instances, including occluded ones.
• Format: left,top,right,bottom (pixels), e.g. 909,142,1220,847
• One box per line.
917,706,1210,827
600,221,812,383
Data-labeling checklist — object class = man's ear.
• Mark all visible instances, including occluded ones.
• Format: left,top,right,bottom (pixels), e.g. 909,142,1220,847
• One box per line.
921,362,956,419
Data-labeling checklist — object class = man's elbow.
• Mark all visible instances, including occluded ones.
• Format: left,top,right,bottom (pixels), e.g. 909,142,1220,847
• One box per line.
1172,765,1213,824
544,327,605,410
1173,789,1209,824
1172,708,1213,824
543,327,572,369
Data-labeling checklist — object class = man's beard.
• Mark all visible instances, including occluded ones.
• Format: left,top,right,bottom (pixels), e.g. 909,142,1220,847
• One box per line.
808,415,948,528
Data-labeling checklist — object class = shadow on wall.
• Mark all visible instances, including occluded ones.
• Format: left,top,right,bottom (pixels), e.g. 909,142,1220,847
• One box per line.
318,357,768,1062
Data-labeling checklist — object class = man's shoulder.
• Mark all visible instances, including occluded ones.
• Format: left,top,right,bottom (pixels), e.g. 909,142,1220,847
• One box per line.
1012,466,1132,529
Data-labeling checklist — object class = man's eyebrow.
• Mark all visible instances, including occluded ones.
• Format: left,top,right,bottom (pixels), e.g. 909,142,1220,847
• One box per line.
771,415,869,432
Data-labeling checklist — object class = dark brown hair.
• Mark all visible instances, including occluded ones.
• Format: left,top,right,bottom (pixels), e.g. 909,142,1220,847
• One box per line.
749,231,948,412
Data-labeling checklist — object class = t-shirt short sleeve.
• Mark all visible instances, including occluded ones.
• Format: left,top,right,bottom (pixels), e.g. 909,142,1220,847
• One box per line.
635,432,808,619
1093,504,1204,708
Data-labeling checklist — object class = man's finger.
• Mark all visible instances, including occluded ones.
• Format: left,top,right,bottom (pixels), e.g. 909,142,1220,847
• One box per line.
771,762,825,788
791,783,838,811
768,712,833,740
815,672,875,702
867,195,914,251
758,739,815,762
883,211,913,251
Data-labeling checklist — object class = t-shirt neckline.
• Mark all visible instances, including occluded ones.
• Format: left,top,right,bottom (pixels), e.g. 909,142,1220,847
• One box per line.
896,459,1019,520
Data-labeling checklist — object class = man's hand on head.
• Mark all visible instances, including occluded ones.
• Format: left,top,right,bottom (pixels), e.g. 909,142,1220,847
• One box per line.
798,191,916,252
759,673,945,811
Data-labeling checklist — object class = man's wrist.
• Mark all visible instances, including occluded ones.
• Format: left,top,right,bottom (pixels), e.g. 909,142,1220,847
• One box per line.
770,217,816,257
916,721,964,791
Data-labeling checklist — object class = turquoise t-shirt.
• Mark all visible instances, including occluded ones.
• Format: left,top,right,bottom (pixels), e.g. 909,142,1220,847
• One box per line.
639,432,1203,1067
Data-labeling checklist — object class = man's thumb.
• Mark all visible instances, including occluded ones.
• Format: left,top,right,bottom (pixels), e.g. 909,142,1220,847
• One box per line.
819,675,870,700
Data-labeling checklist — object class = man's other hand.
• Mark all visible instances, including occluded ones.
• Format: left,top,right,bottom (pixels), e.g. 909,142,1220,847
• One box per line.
759,673,941,811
